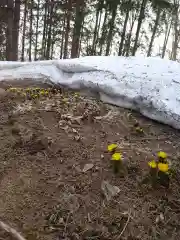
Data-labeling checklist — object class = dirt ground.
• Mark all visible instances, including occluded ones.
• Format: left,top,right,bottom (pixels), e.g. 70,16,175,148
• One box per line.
0,81,180,240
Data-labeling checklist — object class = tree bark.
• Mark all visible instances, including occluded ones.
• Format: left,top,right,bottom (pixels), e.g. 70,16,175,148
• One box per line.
95,8,102,52
63,0,72,59
21,0,27,61
6,0,14,61
50,26,55,59
60,9,66,59
41,0,48,59
71,0,85,58
29,0,33,61
124,11,136,56
171,2,179,61
35,0,40,60
46,0,54,60
99,8,108,55
12,0,20,60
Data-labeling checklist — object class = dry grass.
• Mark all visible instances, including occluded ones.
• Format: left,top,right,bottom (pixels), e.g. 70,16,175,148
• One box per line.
0,82,180,240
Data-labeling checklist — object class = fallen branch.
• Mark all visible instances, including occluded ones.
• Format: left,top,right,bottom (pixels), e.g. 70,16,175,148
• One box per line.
0,220,26,240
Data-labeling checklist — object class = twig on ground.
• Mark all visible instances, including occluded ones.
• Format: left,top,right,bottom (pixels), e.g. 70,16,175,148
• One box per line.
115,209,131,240
64,212,70,234
131,137,169,141
0,220,26,240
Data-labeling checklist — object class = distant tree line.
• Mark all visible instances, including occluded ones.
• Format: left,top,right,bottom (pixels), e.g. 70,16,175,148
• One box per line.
0,0,179,61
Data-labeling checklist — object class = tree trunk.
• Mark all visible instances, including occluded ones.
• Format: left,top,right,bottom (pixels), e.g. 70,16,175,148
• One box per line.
12,0,20,61
171,4,179,61
63,0,72,59
35,0,40,60
60,10,66,59
99,8,108,55
92,9,100,55
95,9,102,52
118,0,131,56
6,0,14,61
132,0,147,56
92,0,103,55
29,0,33,61
21,0,27,61
46,0,54,60
147,6,161,57
105,2,118,56
41,0,48,59
50,27,55,59
71,0,85,58
162,17,172,58
124,12,136,56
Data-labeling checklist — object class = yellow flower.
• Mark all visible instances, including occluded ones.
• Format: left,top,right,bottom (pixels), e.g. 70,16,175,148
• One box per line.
135,126,143,133
9,87,17,92
157,151,167,159
107,143,117,152
148,160,157,168
158,163,169,173
111,153,122,161
74,93,80,97
40,90,45,95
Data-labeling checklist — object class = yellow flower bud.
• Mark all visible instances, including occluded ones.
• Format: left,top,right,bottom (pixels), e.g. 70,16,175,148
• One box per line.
148,160,157,169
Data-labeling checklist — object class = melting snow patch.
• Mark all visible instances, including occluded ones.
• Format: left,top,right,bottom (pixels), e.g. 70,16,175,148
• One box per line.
0,56,180,129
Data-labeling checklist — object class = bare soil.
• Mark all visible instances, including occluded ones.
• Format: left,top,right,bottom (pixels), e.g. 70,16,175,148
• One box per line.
0,81,180,240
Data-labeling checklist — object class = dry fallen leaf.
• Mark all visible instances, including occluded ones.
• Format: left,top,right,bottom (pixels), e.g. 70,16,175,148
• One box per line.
101,181,120,201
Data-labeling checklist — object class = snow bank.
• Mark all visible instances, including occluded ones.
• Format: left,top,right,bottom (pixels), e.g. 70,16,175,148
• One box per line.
0,56,180,129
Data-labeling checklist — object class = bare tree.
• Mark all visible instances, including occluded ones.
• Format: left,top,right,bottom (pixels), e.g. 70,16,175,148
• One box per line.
6,0,14,60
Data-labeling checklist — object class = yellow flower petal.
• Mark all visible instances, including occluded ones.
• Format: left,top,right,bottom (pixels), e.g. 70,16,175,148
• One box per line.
157,151,167,159
148,160,157,168
111,153,122,161
107,143,117,152
158,163,169,172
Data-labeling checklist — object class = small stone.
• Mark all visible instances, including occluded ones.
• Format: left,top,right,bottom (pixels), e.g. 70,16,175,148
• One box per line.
82,163,94,172
58,217,64,224
74,135,81,141
155,213,164,223
0,88,7,99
